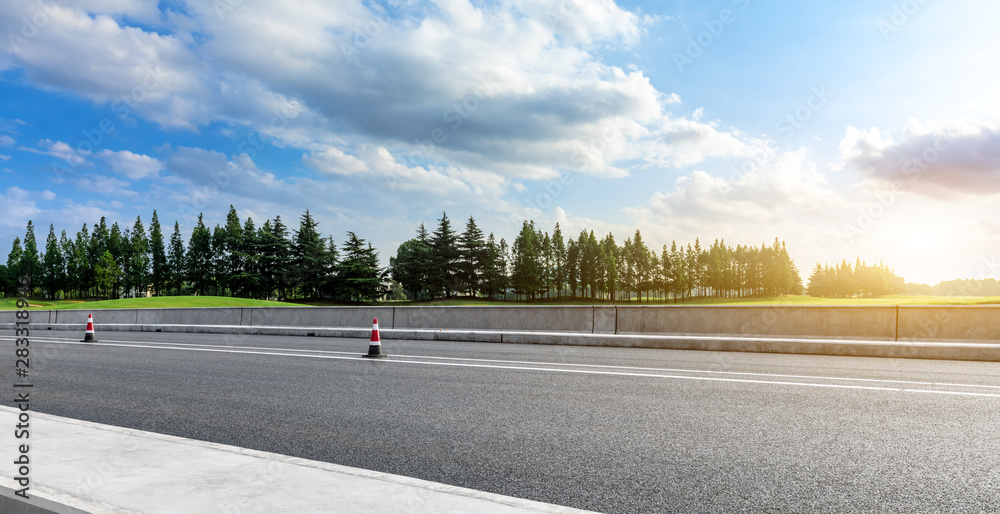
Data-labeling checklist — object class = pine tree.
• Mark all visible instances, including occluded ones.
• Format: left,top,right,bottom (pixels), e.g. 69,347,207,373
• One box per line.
109,222,125,298
186,214,214,296
540,231,552,298
60,230,76,298
126,216,150,298
21,221,40,285
511,221,542,300
222,206,243,296
234,217,260,298
89,218,110,296
94,250,121,299
166,222,185,295
5,237,22,297
149,211,167,296
390,223,433,300
429,212,460,297
576,230,591,298
337,232,385,302
457,216,486,296
632,230,650,301
42,224,64,299
566,239,579,297
584,231,599,299
73,224,92,297
291,210,333,298
480,233,507,299
551,223,566,298
260,216,293,300
600,233,618,301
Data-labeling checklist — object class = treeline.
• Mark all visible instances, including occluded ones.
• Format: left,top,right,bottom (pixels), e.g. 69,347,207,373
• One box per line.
806,259,904,297
905,279,1000,296
3,207,807,304
1,207,387,301
390,213,804,301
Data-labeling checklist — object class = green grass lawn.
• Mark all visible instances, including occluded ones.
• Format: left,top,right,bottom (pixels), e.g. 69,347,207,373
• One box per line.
2,294,998,310
0,296,308,310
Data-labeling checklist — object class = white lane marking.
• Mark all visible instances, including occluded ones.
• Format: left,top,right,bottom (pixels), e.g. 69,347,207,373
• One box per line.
18,335,1000,391
25,339,1000,398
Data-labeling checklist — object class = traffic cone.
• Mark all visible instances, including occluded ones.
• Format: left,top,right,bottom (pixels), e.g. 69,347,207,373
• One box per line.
81,314,99,342
362,318,387,358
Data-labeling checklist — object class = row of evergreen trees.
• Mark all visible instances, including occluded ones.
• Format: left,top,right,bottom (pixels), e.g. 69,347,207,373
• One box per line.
904,278,1000,297
1,207,387,301
390,213,804,301
3,208,809,303
805,260,904,297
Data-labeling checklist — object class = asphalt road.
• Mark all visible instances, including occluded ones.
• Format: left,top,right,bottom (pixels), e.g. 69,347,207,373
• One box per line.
6,329,1000,513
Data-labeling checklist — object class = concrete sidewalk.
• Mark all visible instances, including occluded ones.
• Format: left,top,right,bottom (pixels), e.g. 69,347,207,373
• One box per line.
0,408,595,514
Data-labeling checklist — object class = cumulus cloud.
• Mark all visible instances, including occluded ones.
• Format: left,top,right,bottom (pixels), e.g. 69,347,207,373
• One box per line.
98,149,163,180
648,149,844,225
840,120,1000,199
1,0,752,188
74,173,137,197
21,140,89,165
0,187,41,228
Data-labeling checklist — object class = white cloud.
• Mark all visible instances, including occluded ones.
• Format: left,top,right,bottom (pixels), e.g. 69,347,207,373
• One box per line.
74,173,137,197
840,120,1000,199
0,187,41,228
20,140,89,165
98,149,164,180
649,149,844,225
0,135,13,146
1,0,752,187
76,0,161,22
0,155,9,161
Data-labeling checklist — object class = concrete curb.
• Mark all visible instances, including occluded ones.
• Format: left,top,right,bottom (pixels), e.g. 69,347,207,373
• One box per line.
0,408,596,514
12,322,1000,362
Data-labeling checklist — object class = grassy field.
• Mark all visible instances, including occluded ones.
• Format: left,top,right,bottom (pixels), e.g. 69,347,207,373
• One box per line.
3,294,998,310
0,296,308,310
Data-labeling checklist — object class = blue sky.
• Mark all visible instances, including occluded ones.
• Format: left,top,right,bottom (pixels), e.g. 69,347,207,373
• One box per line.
2,0,999,285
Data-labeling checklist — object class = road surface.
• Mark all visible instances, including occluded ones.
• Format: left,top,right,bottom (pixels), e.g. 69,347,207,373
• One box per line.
7,329,1000,512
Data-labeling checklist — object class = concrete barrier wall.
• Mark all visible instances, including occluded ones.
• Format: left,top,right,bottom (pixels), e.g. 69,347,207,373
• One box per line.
616,305,898,340
12,304,1000,342
53,309,139,325
391,306,594,332
247,307,394,328
136,307,244,326
898,305,1000,342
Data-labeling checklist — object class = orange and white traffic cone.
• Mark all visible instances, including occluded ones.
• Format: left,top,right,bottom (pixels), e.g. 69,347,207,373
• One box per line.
81,313,99,342
362,317,387,358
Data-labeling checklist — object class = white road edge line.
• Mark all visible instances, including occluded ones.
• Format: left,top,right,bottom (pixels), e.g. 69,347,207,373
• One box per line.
18,335,1000,390
33,339,1000,398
